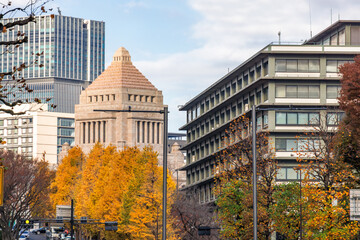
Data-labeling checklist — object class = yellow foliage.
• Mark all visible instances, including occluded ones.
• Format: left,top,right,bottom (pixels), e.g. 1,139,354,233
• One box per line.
52,144,177,239
50,146,84,209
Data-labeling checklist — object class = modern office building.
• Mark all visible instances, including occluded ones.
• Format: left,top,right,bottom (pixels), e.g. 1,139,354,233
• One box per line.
179,20,360,203
0,104,75,166
0,15,105,113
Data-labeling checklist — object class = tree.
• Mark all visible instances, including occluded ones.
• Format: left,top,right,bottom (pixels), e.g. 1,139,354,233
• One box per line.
294,114,360,239
51,144,177,239
0,150,55,240
128,148,176,240
338,55,360,172
50,146,85,208
171,189,218,240
214,116,277,240
0,0,55,115
270,182,301,240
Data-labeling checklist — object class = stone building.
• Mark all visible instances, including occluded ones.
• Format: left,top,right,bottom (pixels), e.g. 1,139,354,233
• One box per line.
75,47,166,163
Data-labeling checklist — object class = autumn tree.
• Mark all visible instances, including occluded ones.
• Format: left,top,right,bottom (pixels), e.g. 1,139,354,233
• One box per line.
215,116,277,240
338,55,360,173
128,148,176,240
51,144,177,239
50,146,85,208
0,150,55,240
294,112,360,239
0,0,55,115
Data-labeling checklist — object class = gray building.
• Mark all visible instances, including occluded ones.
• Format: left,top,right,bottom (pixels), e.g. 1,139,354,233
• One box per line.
179,20,360,203
0,15,105,113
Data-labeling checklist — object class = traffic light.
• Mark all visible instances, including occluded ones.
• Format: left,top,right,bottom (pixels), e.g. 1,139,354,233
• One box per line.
20,219,34,229
105,222,118,231
0,167,4,207
198,226,211,236
80,217,87,223
56,216,63,223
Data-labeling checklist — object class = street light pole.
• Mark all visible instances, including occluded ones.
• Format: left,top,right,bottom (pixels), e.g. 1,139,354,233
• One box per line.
93,107,169,239
162,106,168,240
252,105,257,240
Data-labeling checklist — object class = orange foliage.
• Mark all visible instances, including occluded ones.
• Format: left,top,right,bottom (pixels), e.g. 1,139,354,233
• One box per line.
52,144,176,239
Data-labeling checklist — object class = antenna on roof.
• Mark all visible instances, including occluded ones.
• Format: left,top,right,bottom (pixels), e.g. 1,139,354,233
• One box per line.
331,8,333,24
57,7,62,16
278,31,281,44
338,13,340,21
308,0,312,38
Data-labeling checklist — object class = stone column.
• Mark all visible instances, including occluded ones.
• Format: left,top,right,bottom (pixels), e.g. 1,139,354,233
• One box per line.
85,122,89,144
94,121,98,143
144,121,148,144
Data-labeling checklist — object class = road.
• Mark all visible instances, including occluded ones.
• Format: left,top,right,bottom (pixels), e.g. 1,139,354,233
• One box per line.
28,233,46,240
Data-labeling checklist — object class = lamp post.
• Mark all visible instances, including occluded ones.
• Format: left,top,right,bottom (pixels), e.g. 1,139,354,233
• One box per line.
252,105,257,240
94,106,168,239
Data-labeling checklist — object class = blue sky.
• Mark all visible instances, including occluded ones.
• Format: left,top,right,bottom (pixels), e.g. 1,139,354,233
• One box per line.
46,0,360,132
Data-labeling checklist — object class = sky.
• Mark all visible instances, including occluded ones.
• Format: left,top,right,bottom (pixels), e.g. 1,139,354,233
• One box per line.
42,0,360,132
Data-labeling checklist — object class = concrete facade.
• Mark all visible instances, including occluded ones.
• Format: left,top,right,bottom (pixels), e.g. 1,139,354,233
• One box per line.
180,20,360,203
0,104,74,166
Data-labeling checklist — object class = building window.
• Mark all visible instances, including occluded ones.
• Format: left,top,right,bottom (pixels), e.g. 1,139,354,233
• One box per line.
326,60,354,72
263,114,268,128
263,87,268,101
57,128,75,136
275,112,320,125
277,167,301,180
326,85,341,99
276,85,320,98
326,112,344,126
276,138,320,152
58,118,74,127
275,59,320,72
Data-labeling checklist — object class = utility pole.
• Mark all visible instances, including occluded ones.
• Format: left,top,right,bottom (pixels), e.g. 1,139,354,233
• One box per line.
93,107,169,239
70,199,74,240
252,105,257,240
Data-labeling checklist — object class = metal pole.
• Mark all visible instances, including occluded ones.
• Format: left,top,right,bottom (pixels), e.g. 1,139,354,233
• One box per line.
300,169,303,240
70,199,74,240
252,105,257,240
162,106,168,240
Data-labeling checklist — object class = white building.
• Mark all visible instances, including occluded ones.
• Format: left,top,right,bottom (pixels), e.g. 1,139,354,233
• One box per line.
0,104,74,166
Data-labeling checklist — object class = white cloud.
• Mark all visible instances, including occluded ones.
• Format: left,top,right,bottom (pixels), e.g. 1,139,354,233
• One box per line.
135,0,360,132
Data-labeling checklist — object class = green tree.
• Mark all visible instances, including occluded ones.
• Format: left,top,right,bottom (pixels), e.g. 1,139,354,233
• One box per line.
270,182,301,240
215,116,277,240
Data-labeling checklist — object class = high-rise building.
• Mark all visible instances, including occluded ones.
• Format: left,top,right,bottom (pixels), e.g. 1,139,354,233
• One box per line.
0,15,105,113
179,20,360,203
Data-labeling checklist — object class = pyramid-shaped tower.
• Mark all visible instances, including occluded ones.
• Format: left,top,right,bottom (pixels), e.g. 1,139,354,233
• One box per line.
74,47,165,159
